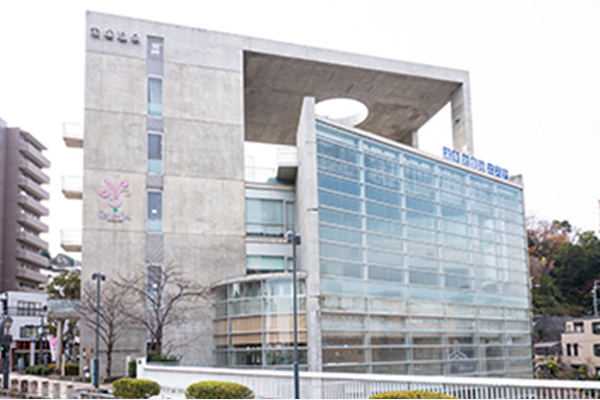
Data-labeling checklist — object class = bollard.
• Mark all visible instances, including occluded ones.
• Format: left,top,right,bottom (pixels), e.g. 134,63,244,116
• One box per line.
41,381,49,398
30,380,38,396
52,382,60,399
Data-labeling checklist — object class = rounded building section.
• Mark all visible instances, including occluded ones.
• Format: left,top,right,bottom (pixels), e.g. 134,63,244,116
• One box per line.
213,273,307,369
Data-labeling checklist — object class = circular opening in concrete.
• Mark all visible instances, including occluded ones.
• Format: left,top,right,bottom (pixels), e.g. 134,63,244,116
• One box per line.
315,98,369,127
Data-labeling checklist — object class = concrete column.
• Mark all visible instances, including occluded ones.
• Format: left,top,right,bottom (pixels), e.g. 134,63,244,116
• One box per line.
295,97,323,381
411,130,419,149
450,83,474,155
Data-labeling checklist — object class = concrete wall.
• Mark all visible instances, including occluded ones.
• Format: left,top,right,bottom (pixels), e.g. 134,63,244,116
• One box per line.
83,12,246,374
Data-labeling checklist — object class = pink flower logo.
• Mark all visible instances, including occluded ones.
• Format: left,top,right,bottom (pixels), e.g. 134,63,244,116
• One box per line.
98,179,131,212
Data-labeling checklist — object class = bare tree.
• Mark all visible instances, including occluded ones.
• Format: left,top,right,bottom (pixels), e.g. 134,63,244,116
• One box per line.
117,263,210,356
79,280,130,377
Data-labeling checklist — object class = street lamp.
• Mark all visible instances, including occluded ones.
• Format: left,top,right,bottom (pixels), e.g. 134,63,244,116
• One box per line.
91,273,106,389
285,231,301,400
0,316,13,390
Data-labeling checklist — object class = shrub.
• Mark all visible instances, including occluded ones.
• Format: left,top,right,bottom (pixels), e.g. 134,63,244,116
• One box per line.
147,352,181,363
24,364,54,376
128,359,137,378
185,381,254,399
65,363,79,376
370,390,458,399
113,378,160,399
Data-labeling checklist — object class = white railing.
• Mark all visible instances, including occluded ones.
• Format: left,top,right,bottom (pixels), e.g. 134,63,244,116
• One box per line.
136,359,600,399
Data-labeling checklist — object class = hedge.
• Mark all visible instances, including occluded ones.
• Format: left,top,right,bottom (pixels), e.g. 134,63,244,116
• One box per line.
185,381,254,399
112,378,160,399
370,390,459,399
24,364,53,376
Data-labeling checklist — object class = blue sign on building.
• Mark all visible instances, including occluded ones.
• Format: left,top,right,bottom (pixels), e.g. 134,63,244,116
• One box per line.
443,147,508,180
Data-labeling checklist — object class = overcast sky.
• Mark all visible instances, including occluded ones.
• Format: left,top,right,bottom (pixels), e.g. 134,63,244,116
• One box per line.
1,0,599,258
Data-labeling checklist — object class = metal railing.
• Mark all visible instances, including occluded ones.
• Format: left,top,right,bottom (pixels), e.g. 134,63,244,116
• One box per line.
136,358,600,399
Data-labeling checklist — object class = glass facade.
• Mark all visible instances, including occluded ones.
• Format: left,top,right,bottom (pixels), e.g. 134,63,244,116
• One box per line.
316,122,531,377
246,198,294,237
213,276,307,369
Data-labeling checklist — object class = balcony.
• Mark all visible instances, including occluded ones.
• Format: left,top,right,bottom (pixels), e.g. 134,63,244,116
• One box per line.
19,141,50,168
276,147,297,182
18,158,50,184
16,231,48,251
17,213,49,233
15,248,50,268
18,176,49,200
63,123,83,148
15,264,48,285
17,194,49,216
60,230,82,253
62,176,83,199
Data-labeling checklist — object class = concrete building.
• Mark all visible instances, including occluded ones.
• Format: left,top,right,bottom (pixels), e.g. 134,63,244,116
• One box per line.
562,317,600,375
0,117,50,293
76,12,532,378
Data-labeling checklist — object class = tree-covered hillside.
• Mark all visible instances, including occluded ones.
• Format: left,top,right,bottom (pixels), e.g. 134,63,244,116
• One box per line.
528,217,600,316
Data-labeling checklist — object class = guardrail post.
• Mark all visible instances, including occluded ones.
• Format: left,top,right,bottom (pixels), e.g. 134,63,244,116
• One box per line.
30,380,38,396
52,382,60,399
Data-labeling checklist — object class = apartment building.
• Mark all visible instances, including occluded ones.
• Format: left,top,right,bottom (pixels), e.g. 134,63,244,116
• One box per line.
0,117,50,293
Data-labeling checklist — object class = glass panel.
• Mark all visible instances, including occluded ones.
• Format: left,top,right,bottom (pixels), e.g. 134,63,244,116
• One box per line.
322,278,365,296
364,154,399,175
321,295,367,312
147,77,163,116
318,173,361,196
366,201,402,221
365,185,402,207
323,348,365,364
371,315,407,331
366,233,403,251
404,167,436,186
405,181,436,200
371,331,406,345
320,225,362,246
246,255,285,274
368,282,405,298
406,226,436,243
319,207,362,229
413,362,444,375
317,156,360,180
406,241,437,258
319,190,362,212
320,242,363,263
322,331,365,346
286,202,295,232
369,298,407,314
266,349,307,365
316,124,360,148
367,249,404,268
406,196,437,215
413,347,444,361
246,198,284,236
406,211,436,228
322,314,365,330
372,348,408,362
369,266,404,282
372,364,409,374
409,271,439,286
320,259,363,279
365,170,401,191
147,191,162,231
367,217,403,237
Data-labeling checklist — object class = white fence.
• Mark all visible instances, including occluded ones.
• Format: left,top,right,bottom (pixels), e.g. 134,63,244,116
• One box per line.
136,359,600,399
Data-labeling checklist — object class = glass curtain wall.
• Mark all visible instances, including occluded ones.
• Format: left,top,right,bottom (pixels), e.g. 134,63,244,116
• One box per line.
315,122,531,378
213,277,307,369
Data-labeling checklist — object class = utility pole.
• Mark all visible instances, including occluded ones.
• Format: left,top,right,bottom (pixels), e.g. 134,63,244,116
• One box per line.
593,280,600,317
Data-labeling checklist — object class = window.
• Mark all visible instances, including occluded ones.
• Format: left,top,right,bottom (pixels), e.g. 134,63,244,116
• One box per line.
594,344,600,357
17,301,41,316
246,198,294,237
147,77,163,116
574,322,584,333
574,343,579,356
146,265,162,300
246,256,286,274
147,133,162,174
593,322,600,334
147,191,162,232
